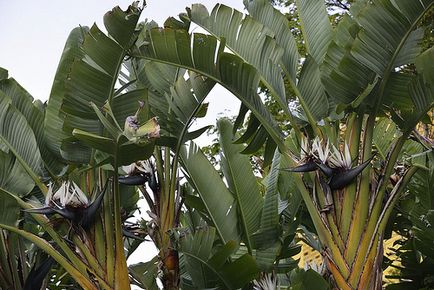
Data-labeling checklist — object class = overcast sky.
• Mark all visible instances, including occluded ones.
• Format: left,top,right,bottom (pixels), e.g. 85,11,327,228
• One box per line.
0,0,243,99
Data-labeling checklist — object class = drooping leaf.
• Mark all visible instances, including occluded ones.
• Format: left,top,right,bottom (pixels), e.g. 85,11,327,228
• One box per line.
180,142,239,244
129,256,159,290
60,5,142,163
45,27,87,160
297,56,330,121
297,0,332,64
179,227,259,289
243,0,299,83
188,3,287,111
0,186,20,226
0,150,34,197
0,77,66,175
0,94,43,183
135,27,285,151
254,149,282,270
218,119,262,252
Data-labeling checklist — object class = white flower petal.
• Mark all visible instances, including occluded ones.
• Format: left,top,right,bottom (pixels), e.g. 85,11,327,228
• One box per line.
50,181,88,208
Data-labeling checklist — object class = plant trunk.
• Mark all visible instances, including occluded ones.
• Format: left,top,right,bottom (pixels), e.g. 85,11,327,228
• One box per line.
161,249,179,290
324,229,385,290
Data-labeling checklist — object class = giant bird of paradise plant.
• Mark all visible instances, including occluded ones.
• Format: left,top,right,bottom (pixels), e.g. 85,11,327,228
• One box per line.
132,0,433,288
0,0,432,289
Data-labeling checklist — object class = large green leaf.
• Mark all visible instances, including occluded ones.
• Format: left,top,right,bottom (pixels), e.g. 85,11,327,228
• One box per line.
254,149,281,270
129,256,159,290
135,27,285,151
218,119,262,252
165,71,215,146
0,187,20,226
179,227,259,289
245,0,330,123
0,94,43,184
296,0,332,64
351,0,431,77
411,47,434,112
297,56,330,120
390,47,434,131
188,3,287,111
372,118,400,160
0,151,34,197
321,15,376,106
243,0,299,83
322,0,433,110
290,268,329,290
0,77,65,175
59,5,142,163
44,27,87,160
180,142,239,244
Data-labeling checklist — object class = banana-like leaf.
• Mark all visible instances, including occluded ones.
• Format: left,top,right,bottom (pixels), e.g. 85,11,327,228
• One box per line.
411,47,434,112
135,27,285,151
129,256,159,290
72,129,116,154
128,57,213,146
218,119,262,252
0,150,34,197
383,72,414,110
117,139,156,166
0,186,20,226
322,0,433,109
0,94,43,185
254,149,282,270
0,77,66,175
245,0,330,123
0,67,7,80
321,18,373,105
393,28,424,67
188,3,287,111
372,118,400,160
297,56,330,121
165,71,215,147
243,0,299,83
179,227,259,289
289,268,329,290
296,0,332,64
416,47,434,85
391,47,434,131
59,5,142,164
180,142,239,244
44,27,87,160
351,0,431,77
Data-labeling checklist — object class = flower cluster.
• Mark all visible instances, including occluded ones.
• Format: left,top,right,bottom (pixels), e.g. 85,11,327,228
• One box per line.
27,181,108,230
285,137,373,190
45,181,88,209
